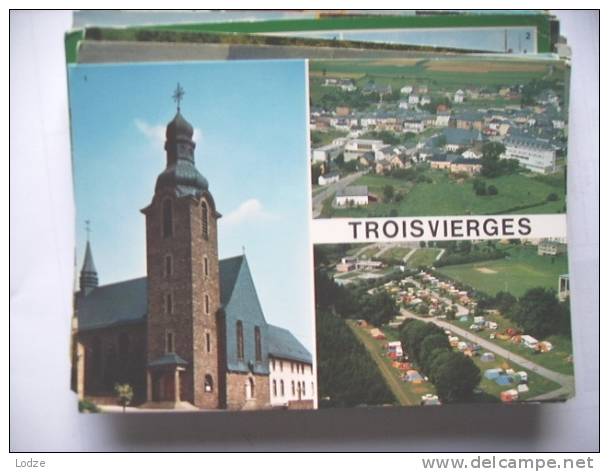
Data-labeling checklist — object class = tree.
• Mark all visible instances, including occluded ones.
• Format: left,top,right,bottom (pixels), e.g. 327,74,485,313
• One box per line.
429,352,481,403
114,383,134,413
311,163,322,186
400,320,444,365
547,192,558,202
480,142,506,178
418,334,451,375
509,288,563,338
383,185,395,203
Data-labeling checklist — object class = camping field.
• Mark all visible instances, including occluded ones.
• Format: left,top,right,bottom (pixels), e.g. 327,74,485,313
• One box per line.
437,244,568,297
322,169,566,218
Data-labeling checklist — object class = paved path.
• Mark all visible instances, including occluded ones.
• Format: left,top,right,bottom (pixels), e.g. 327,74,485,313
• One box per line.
400,309,575,400
435,248,446,262
312,170,366,218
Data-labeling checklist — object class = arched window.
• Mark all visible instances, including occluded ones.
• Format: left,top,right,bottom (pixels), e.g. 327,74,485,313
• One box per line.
272,380,277,397
204,374,214,392
165,331,174,353
162,198,173,238
164,255,173,278
118,333,130,362
236,321,244,360
280,380,285,396
254,326,262,362
165,293,173,315
201,201,209,239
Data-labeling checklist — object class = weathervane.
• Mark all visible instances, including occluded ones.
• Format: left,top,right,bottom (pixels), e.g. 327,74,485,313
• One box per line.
172,83,185,111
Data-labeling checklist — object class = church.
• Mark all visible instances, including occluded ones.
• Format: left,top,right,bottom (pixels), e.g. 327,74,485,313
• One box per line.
71,88,315,411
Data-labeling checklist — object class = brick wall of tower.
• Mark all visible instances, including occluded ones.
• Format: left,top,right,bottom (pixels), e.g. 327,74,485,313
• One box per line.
225,372,270,410
189,194,222,409
145,189,222,409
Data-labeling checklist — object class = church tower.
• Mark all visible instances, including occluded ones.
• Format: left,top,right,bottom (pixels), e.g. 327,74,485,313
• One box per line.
79,233,98,296
142,84,222,409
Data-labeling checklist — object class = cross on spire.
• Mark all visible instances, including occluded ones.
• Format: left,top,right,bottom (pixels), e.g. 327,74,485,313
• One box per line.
172,83,185,111
85,219,91,240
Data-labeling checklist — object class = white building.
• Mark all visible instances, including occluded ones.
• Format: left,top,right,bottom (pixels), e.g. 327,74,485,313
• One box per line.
344,139,385,162
503,137,557,174
335,185,369,207
454,89,465,103
408,94,420,105
311,142,344,163
435,111,451,127
403,118,425,134
400,85,414,95
318,171,340,186
268,326,316,409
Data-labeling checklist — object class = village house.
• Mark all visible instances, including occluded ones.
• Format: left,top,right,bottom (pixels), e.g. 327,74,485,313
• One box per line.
400,85,414,95
454,89,465,103
537,238,567,256
318,171,340,186
435,111,451,127
335,185,369,207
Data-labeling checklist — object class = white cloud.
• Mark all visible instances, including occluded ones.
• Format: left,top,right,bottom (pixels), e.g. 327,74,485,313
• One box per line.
221,199,278,227
134,118,202,147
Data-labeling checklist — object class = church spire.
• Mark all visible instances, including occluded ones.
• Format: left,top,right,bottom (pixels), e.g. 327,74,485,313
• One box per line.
79,220,98,295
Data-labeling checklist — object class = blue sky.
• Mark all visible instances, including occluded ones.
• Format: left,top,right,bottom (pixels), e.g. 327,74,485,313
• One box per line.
68,59,315,351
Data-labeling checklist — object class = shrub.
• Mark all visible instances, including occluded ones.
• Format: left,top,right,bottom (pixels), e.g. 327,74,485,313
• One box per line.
78,399,100,413
487,185,498,195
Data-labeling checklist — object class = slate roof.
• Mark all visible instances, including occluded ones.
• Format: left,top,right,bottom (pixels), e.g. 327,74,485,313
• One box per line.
267,324,313,364
81,241,97,273
77,277,148,331
148,353,188,368
336,185,368,197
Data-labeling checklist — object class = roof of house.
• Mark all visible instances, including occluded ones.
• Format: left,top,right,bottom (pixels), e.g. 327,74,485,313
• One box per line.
267,324,313,364
148,353,188,368
336,185,368,197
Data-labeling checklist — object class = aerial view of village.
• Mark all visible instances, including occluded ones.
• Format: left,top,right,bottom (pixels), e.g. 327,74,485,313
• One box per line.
315,238,574,407
309,57,569,218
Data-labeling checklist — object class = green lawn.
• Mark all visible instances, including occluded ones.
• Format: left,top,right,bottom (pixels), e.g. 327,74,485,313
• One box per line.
407,248,442,268
311,129,349,147
437,244,568,297
382,246,414,262
347,320,436,406
324,169,565,218
470,349,562,401
445,311,575,376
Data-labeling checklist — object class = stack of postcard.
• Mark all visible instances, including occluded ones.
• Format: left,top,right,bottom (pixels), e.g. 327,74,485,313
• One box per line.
66,10,574,413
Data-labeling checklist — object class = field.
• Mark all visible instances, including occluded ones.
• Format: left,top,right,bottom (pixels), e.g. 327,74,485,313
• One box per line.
309,58,565,90
347,320,436,406
324,169,566,218
381,246,414,262
437,245,568,297
406,248,442,268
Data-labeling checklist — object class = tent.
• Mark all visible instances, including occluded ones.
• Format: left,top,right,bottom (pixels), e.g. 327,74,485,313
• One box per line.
484,368,502,380
480,352,496,362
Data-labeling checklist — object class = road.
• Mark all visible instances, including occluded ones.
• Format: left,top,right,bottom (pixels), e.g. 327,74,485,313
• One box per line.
312,170,366,218
400,309,575,401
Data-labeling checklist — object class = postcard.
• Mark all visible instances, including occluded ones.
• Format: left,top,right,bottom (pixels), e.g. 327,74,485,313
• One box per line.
68,59,316,412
